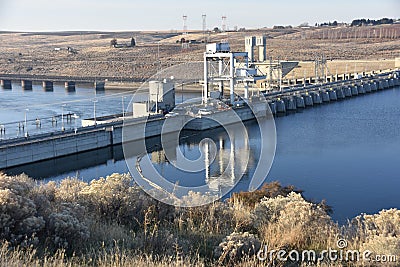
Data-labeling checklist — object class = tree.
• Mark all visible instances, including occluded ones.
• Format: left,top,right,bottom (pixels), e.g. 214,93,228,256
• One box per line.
299,22,309,28
351,18,394,27
110,38,117,48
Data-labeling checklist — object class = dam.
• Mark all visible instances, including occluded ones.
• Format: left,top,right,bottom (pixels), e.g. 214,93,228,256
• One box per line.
0,71,398,169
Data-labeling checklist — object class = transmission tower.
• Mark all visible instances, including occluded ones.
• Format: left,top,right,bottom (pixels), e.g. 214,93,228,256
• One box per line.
202,14,207,43
183,15,188,35
202,14,207,33
222,16,227,32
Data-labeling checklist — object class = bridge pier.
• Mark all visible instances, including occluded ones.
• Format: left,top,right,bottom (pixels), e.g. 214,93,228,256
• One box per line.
321,91,330,102
21,80,33,90
294,95,305,108
302,93,313,106
335,87,345,99
1,79,12,89
94,81,105,91
65,81,76,91
42,81,54,91
310,91,322,104
268,102,277,115
328,89,337,101
275,99,286,114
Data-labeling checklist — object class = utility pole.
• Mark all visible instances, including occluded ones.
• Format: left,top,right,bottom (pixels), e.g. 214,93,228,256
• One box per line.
93,99,98,126
61,104,66,131
24,108,29,137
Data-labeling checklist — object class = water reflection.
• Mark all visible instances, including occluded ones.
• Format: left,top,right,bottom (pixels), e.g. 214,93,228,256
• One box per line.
139,126,254,194
5,120,261,198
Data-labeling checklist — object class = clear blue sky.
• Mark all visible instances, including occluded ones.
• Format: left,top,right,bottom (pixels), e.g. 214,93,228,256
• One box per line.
0,0,399,32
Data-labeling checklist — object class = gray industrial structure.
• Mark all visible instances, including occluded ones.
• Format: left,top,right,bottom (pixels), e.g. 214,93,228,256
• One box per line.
243,36,299,90
149,80,175,111
245,36,267,62
128,79,176,118
204,42,266,104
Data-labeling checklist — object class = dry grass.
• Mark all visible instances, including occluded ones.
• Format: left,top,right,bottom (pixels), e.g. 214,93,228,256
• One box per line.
0,172,399,266
290,59,396,80
0,24,399,81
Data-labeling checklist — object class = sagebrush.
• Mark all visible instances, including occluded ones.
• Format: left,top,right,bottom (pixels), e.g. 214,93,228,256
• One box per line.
0,172,398,266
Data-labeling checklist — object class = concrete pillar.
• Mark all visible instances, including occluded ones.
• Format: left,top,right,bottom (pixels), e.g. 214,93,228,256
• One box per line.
21,80,32,90
218,59,224,94
244,82,249,99
42,81,54,91
94,81,105,91
1,79,12,89
203,53,208,103
258,46,266,62
230,53,235,104
65,81,76,91
256,36,267,62
245,36,256,63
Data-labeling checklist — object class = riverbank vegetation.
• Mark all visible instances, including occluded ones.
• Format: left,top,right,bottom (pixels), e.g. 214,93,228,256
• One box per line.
0,172,399,266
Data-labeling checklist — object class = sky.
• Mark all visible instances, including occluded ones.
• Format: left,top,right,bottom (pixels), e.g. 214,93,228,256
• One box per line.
0,0,399,32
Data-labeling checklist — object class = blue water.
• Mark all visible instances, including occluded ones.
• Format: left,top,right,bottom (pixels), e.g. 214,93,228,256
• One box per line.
0,82,198,139
268,88,400,222
2,83,400,223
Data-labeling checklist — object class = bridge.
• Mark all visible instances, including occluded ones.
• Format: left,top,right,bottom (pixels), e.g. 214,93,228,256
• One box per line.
0,73,145,91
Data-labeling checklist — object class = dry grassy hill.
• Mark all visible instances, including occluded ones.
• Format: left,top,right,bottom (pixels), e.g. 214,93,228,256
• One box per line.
0,24,398,81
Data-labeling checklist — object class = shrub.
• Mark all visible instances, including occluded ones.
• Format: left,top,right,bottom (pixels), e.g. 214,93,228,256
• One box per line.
46,203,89,250
55,178,86,203
0,173,44,247
214,231,261,264
1,172,399,266
230,181,301,208
253,192,336,250
79,173,173,228
110,38,117,47
79,173,142,224
353,209,400,257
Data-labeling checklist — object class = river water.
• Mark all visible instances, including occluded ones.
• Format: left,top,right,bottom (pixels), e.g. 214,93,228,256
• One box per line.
2,82,400,223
